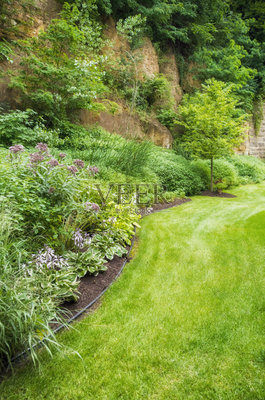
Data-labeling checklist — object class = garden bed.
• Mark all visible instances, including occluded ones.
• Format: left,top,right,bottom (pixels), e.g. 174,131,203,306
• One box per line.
200,190,236,198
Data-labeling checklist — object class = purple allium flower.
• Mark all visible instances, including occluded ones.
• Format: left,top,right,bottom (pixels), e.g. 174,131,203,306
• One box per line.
67,165,78,175
47,158,59,167
9,144,25,154
85,202,100,212
72,229,92,249
74,159,85,169
30,152,45,163
35,142,48,153
32,246,69,270
88,166,99,176
59,153,66,159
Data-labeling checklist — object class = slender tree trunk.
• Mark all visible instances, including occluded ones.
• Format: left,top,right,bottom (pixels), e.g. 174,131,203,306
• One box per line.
210,157,214,192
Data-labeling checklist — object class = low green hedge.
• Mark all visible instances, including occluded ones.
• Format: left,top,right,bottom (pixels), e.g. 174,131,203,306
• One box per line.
228,155,265,184
150,152,205,195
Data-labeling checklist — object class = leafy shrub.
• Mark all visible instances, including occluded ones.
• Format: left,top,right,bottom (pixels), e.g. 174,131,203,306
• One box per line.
102,0,227,47
191,159,210,188
99,202,140,245
0,109,36,146
228,155,265,184
0,141,141,257
192,159,239,190
61,1,103,51
9,16,106,126
117,14,146,48
162,190,185,202
0,151,79,244
0,109,66,147
150,151,204,195
211,159,239,191
137,74,173,111
157,108,178,130
194,40,256,112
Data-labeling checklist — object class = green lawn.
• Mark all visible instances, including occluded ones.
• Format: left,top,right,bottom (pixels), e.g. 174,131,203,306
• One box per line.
1,183,265,399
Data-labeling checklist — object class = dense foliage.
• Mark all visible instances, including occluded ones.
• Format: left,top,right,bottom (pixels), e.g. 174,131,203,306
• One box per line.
95,0,265,114
9,17,106,127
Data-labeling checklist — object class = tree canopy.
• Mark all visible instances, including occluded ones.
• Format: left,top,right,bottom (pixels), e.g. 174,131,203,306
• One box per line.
94,0,265,112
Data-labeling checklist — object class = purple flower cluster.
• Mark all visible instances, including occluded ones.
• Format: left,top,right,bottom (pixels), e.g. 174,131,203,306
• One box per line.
73,229,92,249
9,144,25,154
85,202,100,212
67,165,78,175
47,158,59,168
8,142,98,180
74,159,85,169
32,245,69,270
88,166,99,176
36,142,49,153
28,143,50,168
30,152,45,164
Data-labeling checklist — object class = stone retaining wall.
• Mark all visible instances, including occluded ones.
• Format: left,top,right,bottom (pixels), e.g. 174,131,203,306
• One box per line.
239,105,265,158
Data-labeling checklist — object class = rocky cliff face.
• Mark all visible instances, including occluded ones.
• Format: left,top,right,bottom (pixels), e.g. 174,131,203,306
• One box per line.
80,104,173,148
1,7,180,148
0,0,61,107
159,49,183,108
80,17,182,148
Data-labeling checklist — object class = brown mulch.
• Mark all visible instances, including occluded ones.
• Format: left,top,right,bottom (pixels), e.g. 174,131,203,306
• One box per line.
60,252,129,321
151,198,192,211
59,198,191,324
139,198,191,217
200,190,237,198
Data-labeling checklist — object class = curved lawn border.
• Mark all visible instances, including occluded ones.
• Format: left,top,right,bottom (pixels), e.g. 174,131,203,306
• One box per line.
10,235,135,367
10,198,191,367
